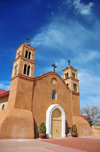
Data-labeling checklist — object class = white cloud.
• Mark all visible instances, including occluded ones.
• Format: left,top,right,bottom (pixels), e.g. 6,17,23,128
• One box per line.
75,51,100,64
73,0,94,15
78,69,100,95
0,82,10,91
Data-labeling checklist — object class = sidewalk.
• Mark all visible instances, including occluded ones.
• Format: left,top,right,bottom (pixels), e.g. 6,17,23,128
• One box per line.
0,136,100,152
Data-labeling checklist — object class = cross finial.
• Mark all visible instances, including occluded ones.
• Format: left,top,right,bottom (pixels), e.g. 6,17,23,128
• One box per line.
25,36,30,43
68,60,71,66
52,63,57,72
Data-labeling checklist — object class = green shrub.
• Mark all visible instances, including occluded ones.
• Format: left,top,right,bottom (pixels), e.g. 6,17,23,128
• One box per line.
71,124,77,133
39,122,46,133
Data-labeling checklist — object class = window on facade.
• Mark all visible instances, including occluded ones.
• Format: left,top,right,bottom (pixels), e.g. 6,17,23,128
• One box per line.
25,51,28,58
67,83,69,87
14,65,18,76
73,83,77,92
65,73,69,79
18,52,21,57
2,104,5,110
28,52,31,59
52,91,56,100
23,64,27,74
27,66,30,75
72,73,75,78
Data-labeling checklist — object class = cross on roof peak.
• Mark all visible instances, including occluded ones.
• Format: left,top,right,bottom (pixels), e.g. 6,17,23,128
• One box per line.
52,63,57,72
25,36,30,44
68,60,71,66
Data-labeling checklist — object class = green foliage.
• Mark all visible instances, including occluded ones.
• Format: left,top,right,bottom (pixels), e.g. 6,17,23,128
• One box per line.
71,124,77,133
39,122,46,133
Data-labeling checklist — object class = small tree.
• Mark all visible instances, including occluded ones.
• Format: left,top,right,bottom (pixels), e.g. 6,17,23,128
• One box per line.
81,105,100,126
71,124,77,133
39,122,46,134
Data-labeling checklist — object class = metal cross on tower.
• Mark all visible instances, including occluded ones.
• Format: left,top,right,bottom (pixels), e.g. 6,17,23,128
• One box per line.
52,63,57,72
68,59,71,66
25,36,30,43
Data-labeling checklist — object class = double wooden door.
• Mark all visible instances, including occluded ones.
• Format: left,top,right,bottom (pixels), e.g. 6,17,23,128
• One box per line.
51,108,62,137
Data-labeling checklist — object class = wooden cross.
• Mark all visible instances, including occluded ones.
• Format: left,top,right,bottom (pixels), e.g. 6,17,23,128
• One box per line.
52,63,57,72
25,36,30,43
68,60,71,66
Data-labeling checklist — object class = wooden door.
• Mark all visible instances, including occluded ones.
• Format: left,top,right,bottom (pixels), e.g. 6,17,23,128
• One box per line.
51,109,62,137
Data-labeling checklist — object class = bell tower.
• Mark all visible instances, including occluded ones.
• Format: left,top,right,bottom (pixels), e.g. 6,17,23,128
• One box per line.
62,60,79,93
7,37,36,110
62,60,80,116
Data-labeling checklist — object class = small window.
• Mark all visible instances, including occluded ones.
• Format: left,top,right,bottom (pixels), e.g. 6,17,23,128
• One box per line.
23,64,27,74
72,73,75,78
27,66,30,75
14,65,18,76
65,73,69,79
2,104,5,110
18,52,21,57
67,83,69,87
25,51,28,58
52,91,56,100
28,52,31,59
73,83,77,92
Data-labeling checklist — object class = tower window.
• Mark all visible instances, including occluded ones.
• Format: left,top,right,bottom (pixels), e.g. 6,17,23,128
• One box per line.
28,52,31,59
65,73,69,79
52,91,56,100
2,104,5,110
14,65,18,76
72,73,75,78
25,51,28,58
23,64,27,74
18,52,21,57
27,66,30,75
73,83,77,92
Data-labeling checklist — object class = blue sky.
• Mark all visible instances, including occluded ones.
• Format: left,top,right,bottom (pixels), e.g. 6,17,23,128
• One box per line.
0,0,100,108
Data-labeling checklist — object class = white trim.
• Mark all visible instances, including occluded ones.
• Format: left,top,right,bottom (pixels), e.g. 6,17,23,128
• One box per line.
46,104,66,138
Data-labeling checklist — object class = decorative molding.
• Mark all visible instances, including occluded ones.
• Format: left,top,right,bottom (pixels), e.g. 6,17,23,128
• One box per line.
62,66,77,72
16,43,36,51
11,73,34,81
64,77,79,82
13,56,36,64
72,91,80,95
34,72,72,93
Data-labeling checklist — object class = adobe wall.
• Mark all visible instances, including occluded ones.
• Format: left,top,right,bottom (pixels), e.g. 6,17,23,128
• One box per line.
32,72,73,137
72,93,80,116
73,116,92,136
0,109,34,139
7,76,34,110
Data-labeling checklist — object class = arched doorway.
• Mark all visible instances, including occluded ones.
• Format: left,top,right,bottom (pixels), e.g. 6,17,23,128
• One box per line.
51,108,62,137
46,104,66,138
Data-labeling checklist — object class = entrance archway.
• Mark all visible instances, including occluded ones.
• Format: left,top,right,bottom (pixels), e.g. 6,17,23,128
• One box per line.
46,104,66,138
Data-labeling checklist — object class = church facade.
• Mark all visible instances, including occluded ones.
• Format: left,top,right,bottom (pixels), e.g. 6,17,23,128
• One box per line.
0,41,92,139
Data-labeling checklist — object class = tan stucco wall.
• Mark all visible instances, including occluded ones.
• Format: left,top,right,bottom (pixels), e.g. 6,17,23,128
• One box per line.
32,72,74,137
73,116,92,137
0,108,34,139
92,129,100,136
8,76,34,110
72,93,80,116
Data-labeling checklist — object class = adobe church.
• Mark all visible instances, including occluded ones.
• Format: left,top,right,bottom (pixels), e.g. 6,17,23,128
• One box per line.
0,38,92,139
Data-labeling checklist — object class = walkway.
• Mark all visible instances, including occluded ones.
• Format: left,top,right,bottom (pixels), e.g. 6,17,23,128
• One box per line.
0,136,100,152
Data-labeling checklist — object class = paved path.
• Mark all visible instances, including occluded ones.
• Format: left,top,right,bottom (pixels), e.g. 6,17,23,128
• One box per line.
0,136,100,152
40,136,100,152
